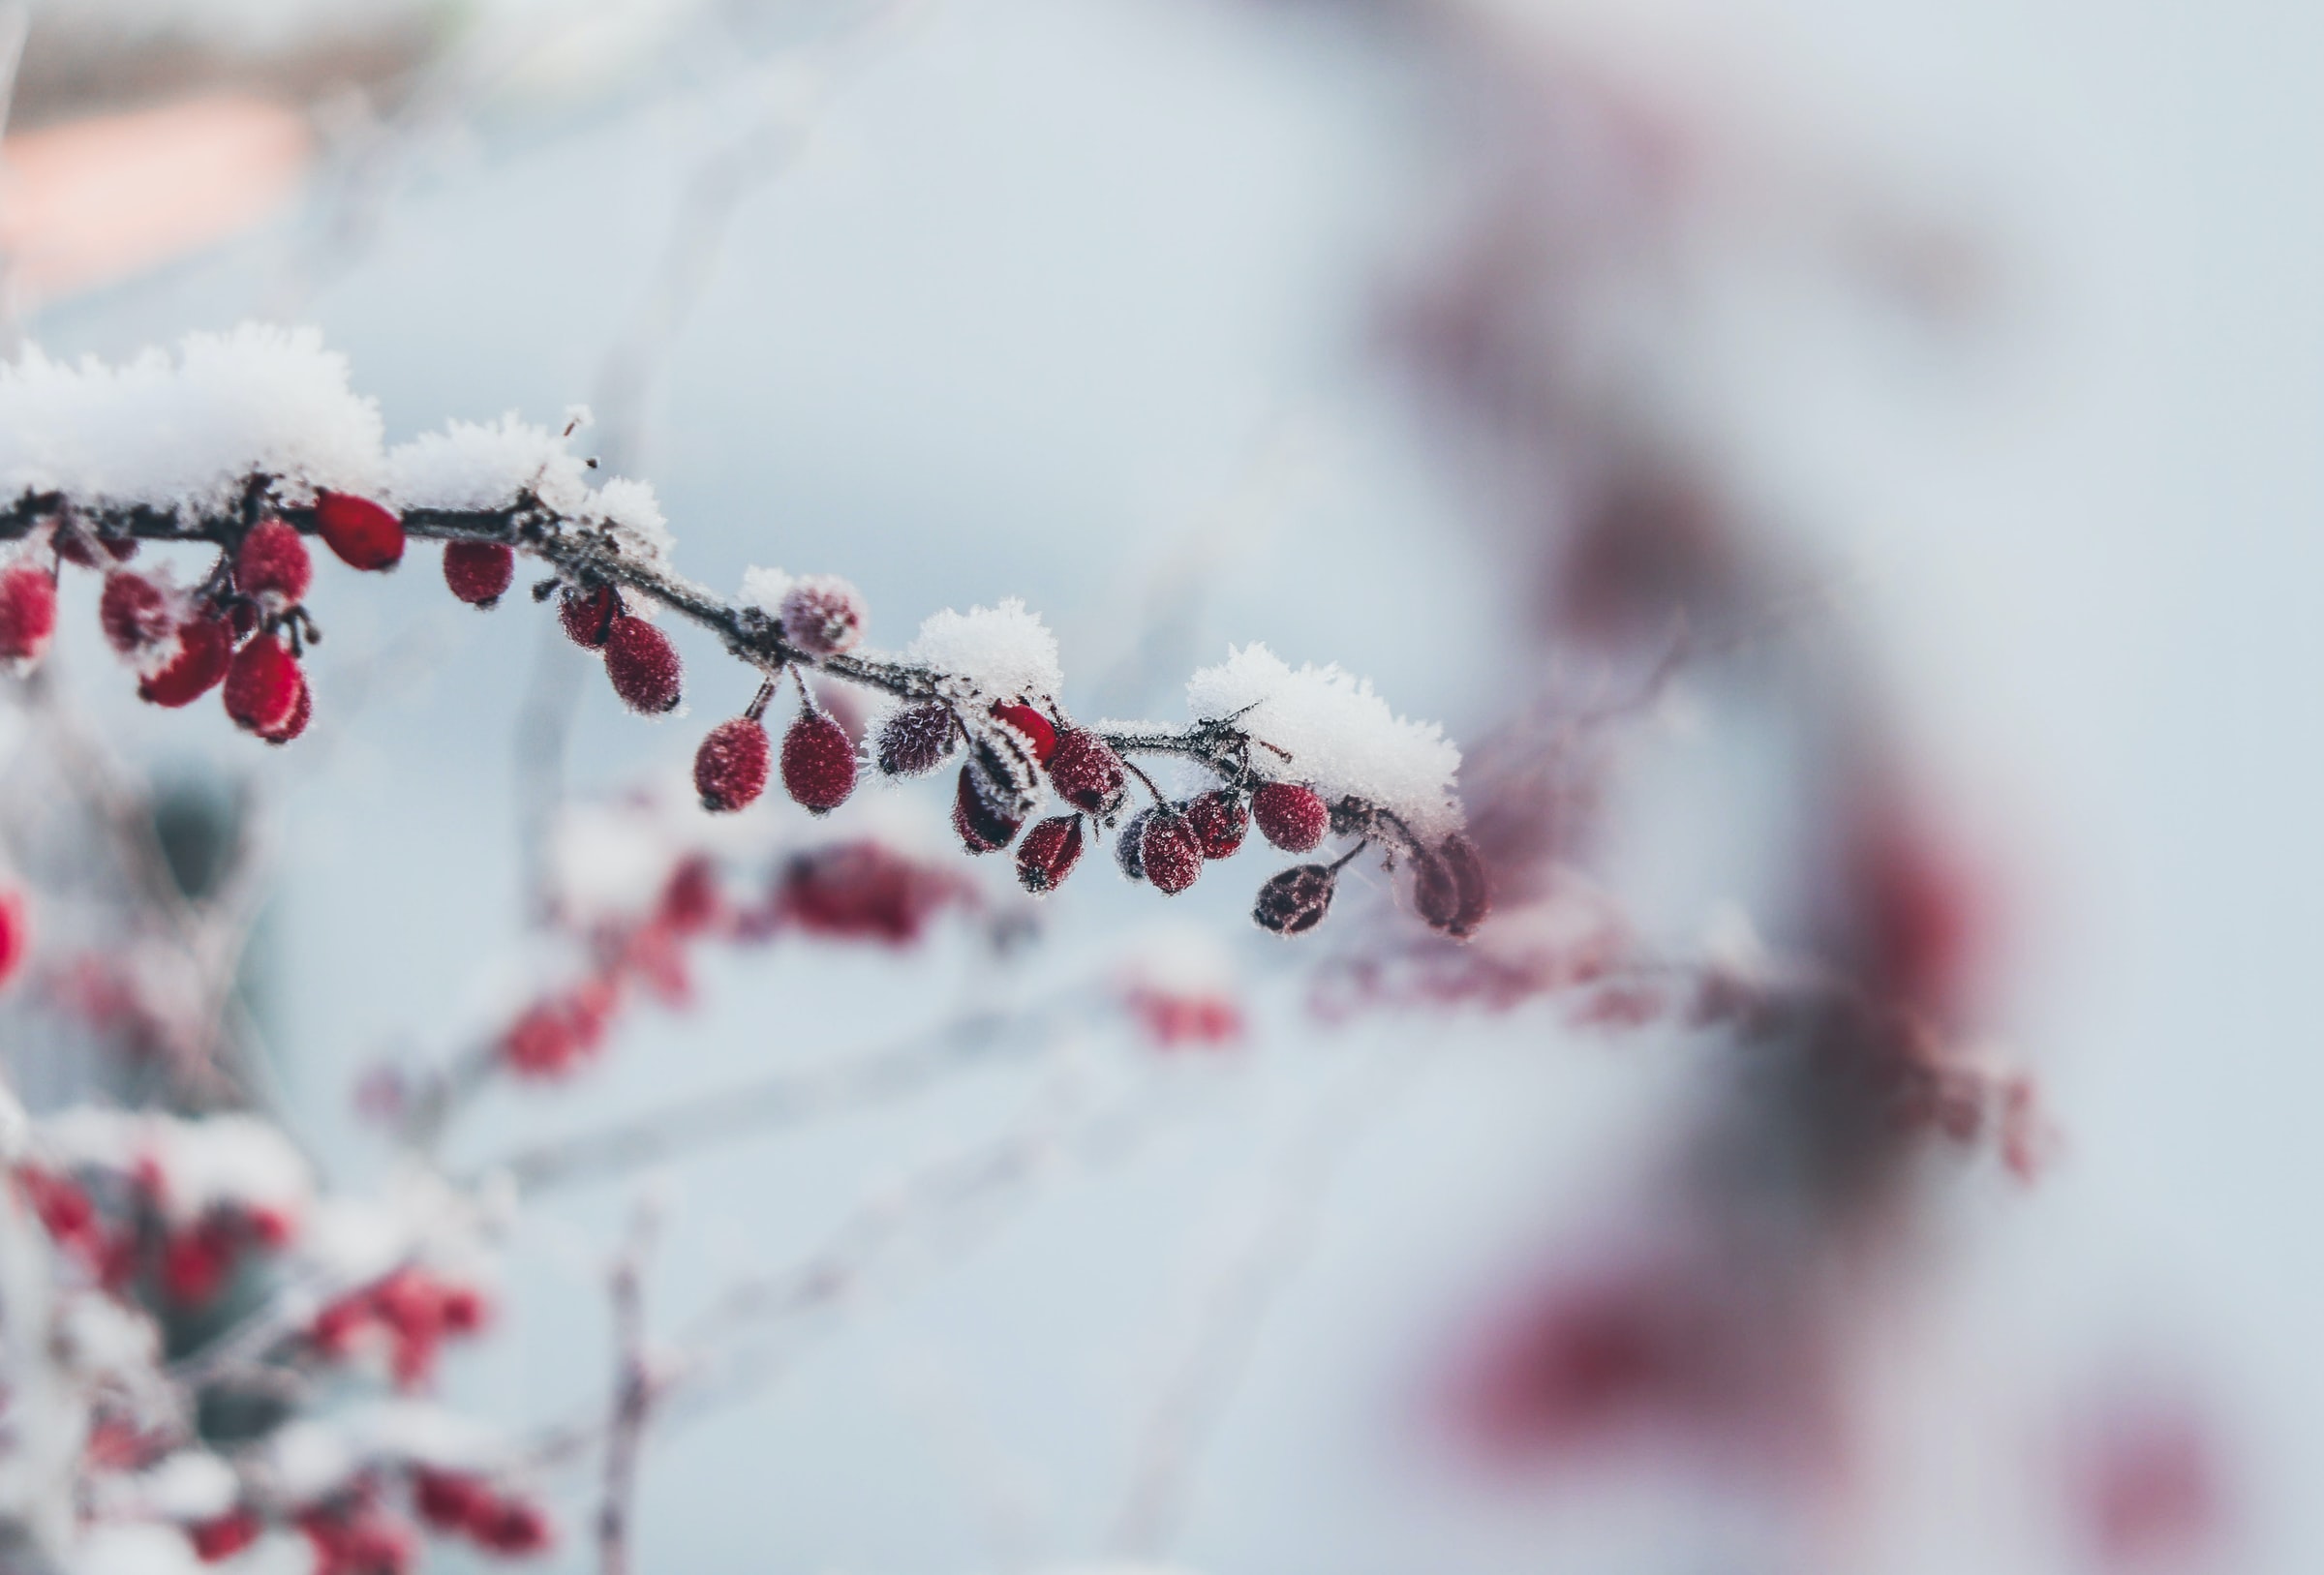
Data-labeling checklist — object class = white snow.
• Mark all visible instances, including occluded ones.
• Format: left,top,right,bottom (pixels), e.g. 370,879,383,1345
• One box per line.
906,598,1063,703
35,1110,310,1227
68,1525,202,1575
118,1453,238,1521
739,564,796,612
383,412,671,562
1184,644,1463,837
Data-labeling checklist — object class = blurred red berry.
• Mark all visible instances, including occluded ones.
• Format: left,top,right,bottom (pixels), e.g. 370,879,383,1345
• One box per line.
138,616,232,707
875,702,957,776
774,841,972,944
695,716,772,812
412,1469,489,1532
469,1496,552,1557
0,564,57,662
224,634,304,736
314,491,405,571
53,526,137,566
779,574,867,656
1251,781,1328,853
1184,790,1246,859
99,571,174,654
443,541,515,608
235,519,313,602
603,616,682,714
1015,814,1084,894
189,1508,262,1562
1254,863,1335,935
1140,809,1203,895
162,1220,236,1305
559,584,624,648
780,708,857,813
1046,729,1126,818
0,889,26,989
991,702,1058,764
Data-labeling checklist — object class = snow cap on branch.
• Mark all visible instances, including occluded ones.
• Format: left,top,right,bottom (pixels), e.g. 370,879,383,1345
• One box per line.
385,413,671,564
1186,644,1463,837
907,598,1063,702
37,1108,309,1228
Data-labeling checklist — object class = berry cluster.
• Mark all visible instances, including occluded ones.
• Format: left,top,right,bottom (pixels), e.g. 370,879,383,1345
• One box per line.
14,1163,293,1307
310,1264,493,1390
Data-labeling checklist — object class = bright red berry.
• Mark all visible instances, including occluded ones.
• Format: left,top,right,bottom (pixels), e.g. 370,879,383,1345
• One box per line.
1116,807,1152,881
1046,729,1126,818
0,888,28,990
235,519,312,603
314,491,405,571
1184,790,1246,859
1015,815,1084,894
603,616,682,713
0,564,56,662
189,1508,262,1562
952,764,1022,854
1139,809,1203,895
99,571,173,655
875,702,957,776
991,702,1057,764
559,584,624,648
138,615,232,707
259,671,313,745
695,716,772,812
1254,863,1335,935
224,633,305,736
1251,781,1328,853
780,708,857,813
779,575,867,656
443,541,515,608
412,1469,489,1533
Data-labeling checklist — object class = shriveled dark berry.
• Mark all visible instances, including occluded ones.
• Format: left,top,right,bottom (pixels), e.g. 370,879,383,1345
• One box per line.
1184,790,1246,860
443,541,516,608
138,616,231,707
952,763,1022,854
314,491,406,571
99,571,173,655
603,616,682,713
1116,806,1153,881
235,519,312,603
875,703,957,776
991,702,1058,764
224,633,304,736
780,709,857,813
1411,845,1459,931
1015,815,1084,894
1046,729,1126,819
967,728,1043,822
1254,863,1335,936
559,584,625,649
1139,808,1203,895
1251,781,1328,853
779,575,867,656
1440,832,1490,936
695,716,772,812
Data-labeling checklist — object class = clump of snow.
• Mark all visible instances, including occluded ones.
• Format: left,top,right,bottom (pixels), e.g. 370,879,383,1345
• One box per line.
383,414,671,563
739,564,795,612
296,1166,496,1289
907,598,1062,703
68,1524,204,1575
1184,644,1462,836
37,1110,309,1227
0,326,385,517
115,1452,237,1521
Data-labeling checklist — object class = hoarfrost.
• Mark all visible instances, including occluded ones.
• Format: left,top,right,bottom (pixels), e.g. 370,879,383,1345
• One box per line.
907,598,1063,702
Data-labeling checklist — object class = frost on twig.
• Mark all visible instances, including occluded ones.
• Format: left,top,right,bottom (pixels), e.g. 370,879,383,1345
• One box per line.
0,326,1487,942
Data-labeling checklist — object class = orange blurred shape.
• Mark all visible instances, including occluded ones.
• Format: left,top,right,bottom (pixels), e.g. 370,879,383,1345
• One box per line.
0,94,313,307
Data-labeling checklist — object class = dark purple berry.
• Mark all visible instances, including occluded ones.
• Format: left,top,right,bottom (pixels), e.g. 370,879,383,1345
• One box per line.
1254,863,1336,935
952,764,1022,854
1015,815,1084,894
1116,806,1153,881
1045,729,1127,819
1140,808,1203,895
875,703,957,776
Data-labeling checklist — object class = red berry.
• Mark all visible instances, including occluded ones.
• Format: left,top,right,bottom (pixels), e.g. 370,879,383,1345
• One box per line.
162,1220,235,1305
603,616,682,713
1045,729,1127,818
314,491,405,571
1254,863,1335,935
991,702,1057,764
1139,809,1203,895
1015,815,1084,894
443,541,515,608
224,633,304,736
258,670,313,745
412,1469,489,1533
1251,781,1328,853
1116,807,1153,881
138,616,232,707
189,1509,262,1562
875,702,957,776
235,519,313,603
695,716,772,812
559,584,625,648
952,764,1022,854
779,574,867,656
0,888,28,990
469,1497,551,1556
0,564,56,662
53,526,137,567
99,571,174,655
780,708,857,813
774,841,973,943
1184,790,1246,859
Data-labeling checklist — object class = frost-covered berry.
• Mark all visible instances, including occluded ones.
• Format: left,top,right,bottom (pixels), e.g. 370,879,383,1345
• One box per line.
235,519,312,603
1415,833,1490,937
559,584,624,648
991,702,1058,764
1140,808,1203,895
875,702,957,776
1016,815,1084,894
603,616,682,713
259,672,313,745
780,708,857,813
99,571,173,655
779,574,867,656
1184,790,1246,860
1046,729,1127,818
952,764,1022,854
1254,863,1335,935
1116,806,1153,881
224,634,304,736
138,616,232,707
314,491,405,571
443,541,515,608
0,564,57,663
1251,781,1328,853
695,716,772,812
0,888,28,990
